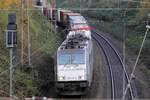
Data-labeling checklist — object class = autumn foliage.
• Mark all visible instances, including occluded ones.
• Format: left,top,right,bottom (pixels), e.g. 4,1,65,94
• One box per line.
0,0,21,9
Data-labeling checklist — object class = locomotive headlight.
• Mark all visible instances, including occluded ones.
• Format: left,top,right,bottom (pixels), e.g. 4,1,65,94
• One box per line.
78,75,86,80
81,76,86,80
70,66,74,70
78,70,87,80
58,76,65,81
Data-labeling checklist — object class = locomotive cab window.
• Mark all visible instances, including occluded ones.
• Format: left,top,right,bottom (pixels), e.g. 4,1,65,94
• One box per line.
71,53,85,64
58,53,85,65
59,54,71,65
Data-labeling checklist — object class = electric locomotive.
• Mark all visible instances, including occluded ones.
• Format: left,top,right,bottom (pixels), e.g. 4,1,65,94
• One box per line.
54,30,93,95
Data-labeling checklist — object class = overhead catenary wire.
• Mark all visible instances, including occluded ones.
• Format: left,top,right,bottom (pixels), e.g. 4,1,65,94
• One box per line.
122,0,149,99
1,7,150,11
1,0,149,98
122,28,149,100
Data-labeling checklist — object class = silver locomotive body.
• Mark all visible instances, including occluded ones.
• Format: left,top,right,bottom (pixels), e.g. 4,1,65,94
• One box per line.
54,33,93,95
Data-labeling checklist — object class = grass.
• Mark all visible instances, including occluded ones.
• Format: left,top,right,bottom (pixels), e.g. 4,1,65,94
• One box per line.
0,8,62,98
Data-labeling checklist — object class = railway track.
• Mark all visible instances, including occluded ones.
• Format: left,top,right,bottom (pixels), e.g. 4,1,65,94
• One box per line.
92,30,135,100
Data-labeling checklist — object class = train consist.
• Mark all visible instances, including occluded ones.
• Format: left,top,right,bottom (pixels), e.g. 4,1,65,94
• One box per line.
43,7,91,31
38,3,94,95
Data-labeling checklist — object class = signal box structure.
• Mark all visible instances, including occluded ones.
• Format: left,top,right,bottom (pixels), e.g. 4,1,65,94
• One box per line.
6,14,17,48
36,0,43,6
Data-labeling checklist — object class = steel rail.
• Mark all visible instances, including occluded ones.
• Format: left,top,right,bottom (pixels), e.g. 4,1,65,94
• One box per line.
92,33,115,100
92,30,134,99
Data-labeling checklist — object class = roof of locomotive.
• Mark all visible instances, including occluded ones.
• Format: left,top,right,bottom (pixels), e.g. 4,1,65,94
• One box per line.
58,38,89,52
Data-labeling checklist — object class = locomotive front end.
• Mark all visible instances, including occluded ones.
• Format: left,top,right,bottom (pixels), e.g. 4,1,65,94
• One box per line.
55,49,89,95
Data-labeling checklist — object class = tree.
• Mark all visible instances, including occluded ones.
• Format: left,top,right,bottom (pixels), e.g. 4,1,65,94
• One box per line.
137,0,150,21
0,0,21,9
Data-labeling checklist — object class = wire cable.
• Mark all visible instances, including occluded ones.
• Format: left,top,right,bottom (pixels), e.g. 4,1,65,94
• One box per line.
122,27,149,100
